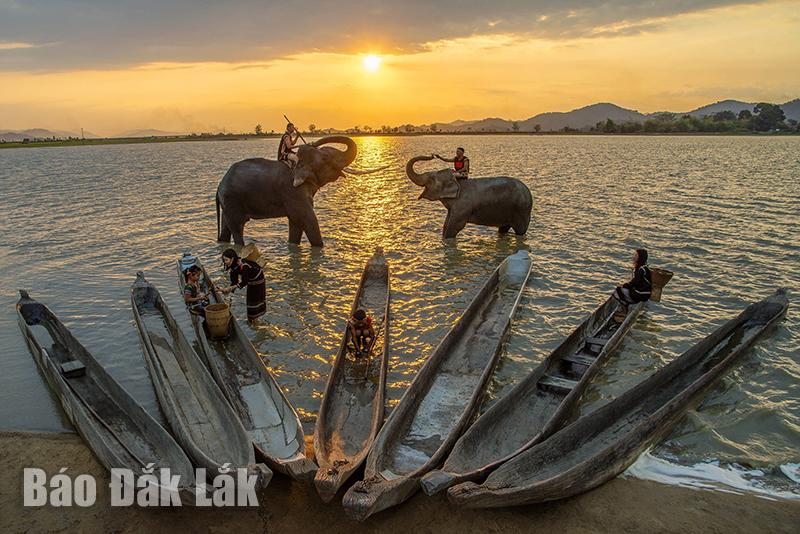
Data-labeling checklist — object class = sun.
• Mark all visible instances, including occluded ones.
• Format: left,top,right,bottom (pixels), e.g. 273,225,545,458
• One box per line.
363,54,381,72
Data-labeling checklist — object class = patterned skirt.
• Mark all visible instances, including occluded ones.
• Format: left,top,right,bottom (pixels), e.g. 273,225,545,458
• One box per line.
246,278,266,320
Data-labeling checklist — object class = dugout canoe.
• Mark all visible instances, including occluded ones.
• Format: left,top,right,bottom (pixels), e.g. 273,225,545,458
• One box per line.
17,290,207,505
313,248,390,502
176,254,316,480
131,272,271,488
422,292,650,495
342,250,533,520
448,289,789,508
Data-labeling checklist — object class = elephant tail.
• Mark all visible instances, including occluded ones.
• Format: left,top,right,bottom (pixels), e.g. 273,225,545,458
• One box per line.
215,189,221,240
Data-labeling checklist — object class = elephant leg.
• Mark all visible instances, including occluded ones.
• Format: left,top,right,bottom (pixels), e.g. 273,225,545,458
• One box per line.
288,219,303,245
303,213,324,247
228,217,246,246
218,212,233,242
513,212,531,235
498,225,511,234
442,211,468,239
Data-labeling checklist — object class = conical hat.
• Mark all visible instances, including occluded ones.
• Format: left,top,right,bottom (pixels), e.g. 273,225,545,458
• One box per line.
241,243,261,262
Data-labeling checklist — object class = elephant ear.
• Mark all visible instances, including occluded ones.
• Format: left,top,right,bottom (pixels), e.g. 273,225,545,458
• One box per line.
292,148,320,188
419,176,460,201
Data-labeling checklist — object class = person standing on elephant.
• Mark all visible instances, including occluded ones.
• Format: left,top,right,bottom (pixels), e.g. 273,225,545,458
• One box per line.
434,147,470,179
278,123,301,168
218,249,267,321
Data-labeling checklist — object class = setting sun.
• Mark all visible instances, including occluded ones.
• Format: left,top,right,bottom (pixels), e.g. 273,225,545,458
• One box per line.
363,54,381,72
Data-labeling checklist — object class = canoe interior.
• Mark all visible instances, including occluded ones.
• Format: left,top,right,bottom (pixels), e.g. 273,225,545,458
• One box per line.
17,295,196,488
315,250,389,464
132,275,255,470
176,258,307,469
479,290,788,496
438,296,642,479
374,251,532,479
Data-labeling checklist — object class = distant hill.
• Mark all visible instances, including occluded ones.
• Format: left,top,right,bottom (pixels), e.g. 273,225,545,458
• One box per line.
684,99,755,117
426,104,647,132
522,103,646,131
408,99,799,132
0,128,100,141
780,99,800,121
115,129,184,138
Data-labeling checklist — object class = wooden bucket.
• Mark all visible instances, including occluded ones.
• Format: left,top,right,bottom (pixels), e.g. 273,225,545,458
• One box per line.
649,267,674,303
205,303,231,339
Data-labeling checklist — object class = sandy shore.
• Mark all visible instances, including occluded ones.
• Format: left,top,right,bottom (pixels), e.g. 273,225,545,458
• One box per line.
1,431,797,533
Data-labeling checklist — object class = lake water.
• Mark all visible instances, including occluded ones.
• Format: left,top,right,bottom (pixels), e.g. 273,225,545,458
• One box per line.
0,135,798,499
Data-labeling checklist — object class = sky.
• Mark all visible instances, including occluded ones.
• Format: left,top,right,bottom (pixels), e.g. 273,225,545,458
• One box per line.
1,0,799,135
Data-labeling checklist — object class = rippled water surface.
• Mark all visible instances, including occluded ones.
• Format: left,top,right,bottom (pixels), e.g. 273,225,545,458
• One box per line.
1,135,798,497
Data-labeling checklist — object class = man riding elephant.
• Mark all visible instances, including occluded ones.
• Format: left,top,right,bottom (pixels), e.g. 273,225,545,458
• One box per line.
278,123,301,170
216,136,385,247
405,155,532,239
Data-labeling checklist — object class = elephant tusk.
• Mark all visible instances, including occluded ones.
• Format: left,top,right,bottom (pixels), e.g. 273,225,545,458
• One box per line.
342,165,389,175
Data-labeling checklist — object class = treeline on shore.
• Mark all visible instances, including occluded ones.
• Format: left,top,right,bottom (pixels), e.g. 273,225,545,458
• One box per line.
584,104,796,134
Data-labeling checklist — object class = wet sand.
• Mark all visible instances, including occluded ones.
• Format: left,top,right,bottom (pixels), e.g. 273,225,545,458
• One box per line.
2,432,797,533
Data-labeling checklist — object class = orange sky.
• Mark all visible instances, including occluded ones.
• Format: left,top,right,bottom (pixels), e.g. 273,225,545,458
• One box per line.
1,1,798,135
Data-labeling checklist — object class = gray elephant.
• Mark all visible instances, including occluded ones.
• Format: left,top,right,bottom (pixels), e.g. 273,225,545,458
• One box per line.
216,136,379,246
405,155,532,238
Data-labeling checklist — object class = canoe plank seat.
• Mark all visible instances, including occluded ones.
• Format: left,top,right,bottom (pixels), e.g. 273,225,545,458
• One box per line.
562,353,596,367
60,360,86,378
538,374,579,395
584,336,608,350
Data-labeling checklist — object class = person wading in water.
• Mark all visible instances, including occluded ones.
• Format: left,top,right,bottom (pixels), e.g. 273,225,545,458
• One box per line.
434,147,470,179
218,249,267,322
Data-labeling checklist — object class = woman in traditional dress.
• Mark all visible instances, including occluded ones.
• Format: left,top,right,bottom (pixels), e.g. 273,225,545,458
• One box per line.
218,248,266,321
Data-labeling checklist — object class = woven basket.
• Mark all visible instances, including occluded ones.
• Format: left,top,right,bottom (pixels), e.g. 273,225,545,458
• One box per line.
649,267,674,302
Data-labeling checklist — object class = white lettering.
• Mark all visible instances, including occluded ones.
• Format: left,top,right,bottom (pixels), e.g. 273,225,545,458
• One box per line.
195,469,212,506
237,469,259,506
23,468,47,506
159,468,181,507
110,469,134,506
73,474,96,507
49,468,72,506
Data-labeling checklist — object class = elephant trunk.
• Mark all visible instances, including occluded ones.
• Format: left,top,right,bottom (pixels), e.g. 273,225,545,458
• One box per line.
405,155,435,186
312,136,357,168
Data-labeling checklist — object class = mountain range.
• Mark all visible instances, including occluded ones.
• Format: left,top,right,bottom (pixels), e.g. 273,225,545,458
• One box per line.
423,99,800,132
0,128,101,142
2,98,798,140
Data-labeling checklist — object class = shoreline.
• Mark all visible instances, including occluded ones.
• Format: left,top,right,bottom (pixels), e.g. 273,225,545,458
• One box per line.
2,431,798,533
1,130,797,150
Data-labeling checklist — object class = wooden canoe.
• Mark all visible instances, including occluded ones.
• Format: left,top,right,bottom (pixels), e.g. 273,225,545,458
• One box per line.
422,292,649,495
313,248,390,502
16,290,207,505
448,289,789,508
176,254,316,480
131,272,271,488
342,250,533,520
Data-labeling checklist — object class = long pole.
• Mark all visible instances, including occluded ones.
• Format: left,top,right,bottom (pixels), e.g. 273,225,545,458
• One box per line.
283,114,308,144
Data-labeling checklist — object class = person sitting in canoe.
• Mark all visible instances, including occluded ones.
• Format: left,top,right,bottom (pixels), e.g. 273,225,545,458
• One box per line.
183,265,210,317
348,309,375,357
612,248,652,318
434,147,470,179
218,248,266,322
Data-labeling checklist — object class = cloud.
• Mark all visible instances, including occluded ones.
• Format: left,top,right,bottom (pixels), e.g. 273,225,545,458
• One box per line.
0,0,769,71
0,41,43,50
